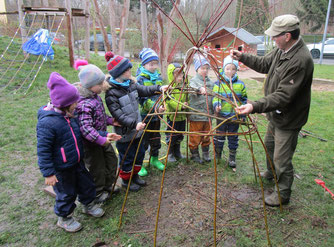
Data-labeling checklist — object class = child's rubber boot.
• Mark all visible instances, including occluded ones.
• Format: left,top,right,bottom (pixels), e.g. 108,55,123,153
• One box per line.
132,174,147,186
150,156,165,171
121,179,141,192
202,145,211,162
138,166,148,177
173,143,184,160
168,153,177,162
167,144,177,162
57,216,82,233
214,146,223,161
228,149,237,172
190,148,203,164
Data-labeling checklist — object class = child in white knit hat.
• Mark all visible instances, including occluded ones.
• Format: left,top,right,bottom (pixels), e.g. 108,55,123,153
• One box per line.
188,55,214,164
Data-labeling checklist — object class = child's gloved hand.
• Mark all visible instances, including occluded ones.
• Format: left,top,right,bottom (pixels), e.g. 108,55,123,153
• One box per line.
158,105,165,113
45,175,58,186
113,119,122,127
160,85,169,92
107,133,122,141
136,122,146,131
182,102,188,110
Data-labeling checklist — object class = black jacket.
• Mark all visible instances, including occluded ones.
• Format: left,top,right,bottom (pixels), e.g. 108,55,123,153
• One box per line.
105,78,161,142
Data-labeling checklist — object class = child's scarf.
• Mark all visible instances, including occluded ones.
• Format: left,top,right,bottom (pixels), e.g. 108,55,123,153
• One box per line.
139,65,161,82
221,72,238,83
109,78,131,88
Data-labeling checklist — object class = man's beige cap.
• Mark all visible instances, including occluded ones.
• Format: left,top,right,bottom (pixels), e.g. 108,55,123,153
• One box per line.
265,14,300,37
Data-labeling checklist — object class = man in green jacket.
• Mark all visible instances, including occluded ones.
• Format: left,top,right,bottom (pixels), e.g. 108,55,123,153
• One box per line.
232,14,314,206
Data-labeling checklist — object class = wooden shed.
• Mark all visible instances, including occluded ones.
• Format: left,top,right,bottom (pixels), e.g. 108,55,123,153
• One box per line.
206,26,262,69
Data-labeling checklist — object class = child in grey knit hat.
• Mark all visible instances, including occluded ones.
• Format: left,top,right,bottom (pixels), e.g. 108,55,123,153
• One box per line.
74,60,122,204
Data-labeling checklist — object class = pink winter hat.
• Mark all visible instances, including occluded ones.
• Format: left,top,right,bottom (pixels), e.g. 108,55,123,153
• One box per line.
47,72,80,108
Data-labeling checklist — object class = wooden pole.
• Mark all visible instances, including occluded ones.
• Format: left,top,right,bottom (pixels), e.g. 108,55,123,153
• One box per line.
65,0,74,67
17,0,27,43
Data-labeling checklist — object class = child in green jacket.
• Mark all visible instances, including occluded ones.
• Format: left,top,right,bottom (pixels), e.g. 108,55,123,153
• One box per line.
165,63,188,162
136,48,165,176
212,55,247,170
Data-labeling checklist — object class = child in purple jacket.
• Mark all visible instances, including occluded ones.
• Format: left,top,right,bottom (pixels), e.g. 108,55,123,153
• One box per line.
74,60,122,203
37,72,104,232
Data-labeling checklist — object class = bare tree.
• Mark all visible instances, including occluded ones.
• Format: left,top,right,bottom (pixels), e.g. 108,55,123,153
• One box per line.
92,0,111,51
108,0,118,53
157,0,180,80
108,0,130,56
118,0,130,56
140,0,148,47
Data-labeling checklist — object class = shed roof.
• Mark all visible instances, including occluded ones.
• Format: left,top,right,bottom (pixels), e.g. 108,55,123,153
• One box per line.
208,26,262,45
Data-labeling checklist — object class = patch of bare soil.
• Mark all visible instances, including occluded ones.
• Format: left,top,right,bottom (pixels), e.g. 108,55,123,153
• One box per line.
311,79,334,91
123,163,265,246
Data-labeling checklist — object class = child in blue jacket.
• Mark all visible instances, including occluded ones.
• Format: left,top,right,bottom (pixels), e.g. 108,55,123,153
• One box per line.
36,72,104,232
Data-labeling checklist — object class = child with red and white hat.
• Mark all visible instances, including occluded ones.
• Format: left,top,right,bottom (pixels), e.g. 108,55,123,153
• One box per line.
104,52,168,192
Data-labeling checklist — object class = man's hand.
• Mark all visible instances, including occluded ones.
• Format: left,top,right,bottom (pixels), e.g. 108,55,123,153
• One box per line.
136,122,146,131
45,175,58,186
107,133,122,141
236,103,253,115
230,49,242,60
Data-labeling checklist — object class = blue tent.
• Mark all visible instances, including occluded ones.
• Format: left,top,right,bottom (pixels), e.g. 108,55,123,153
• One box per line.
22,29,54,60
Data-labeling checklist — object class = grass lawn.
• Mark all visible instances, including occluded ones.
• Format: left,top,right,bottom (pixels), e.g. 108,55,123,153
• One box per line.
313,64,334,80
0,37,334,246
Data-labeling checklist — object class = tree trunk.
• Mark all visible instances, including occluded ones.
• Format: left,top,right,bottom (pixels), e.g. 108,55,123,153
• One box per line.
108,0,118,54
156,0,180,80
118,0,130,56
65,0,74,67
84,0,90,60
163,0,180,77
140,0,148,47
156,11,165,79
92,0,111,52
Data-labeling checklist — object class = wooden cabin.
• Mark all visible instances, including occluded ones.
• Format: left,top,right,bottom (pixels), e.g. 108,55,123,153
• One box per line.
206,26,262,69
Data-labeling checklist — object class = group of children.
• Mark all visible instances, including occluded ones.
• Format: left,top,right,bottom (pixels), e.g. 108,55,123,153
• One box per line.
36,47,247,232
